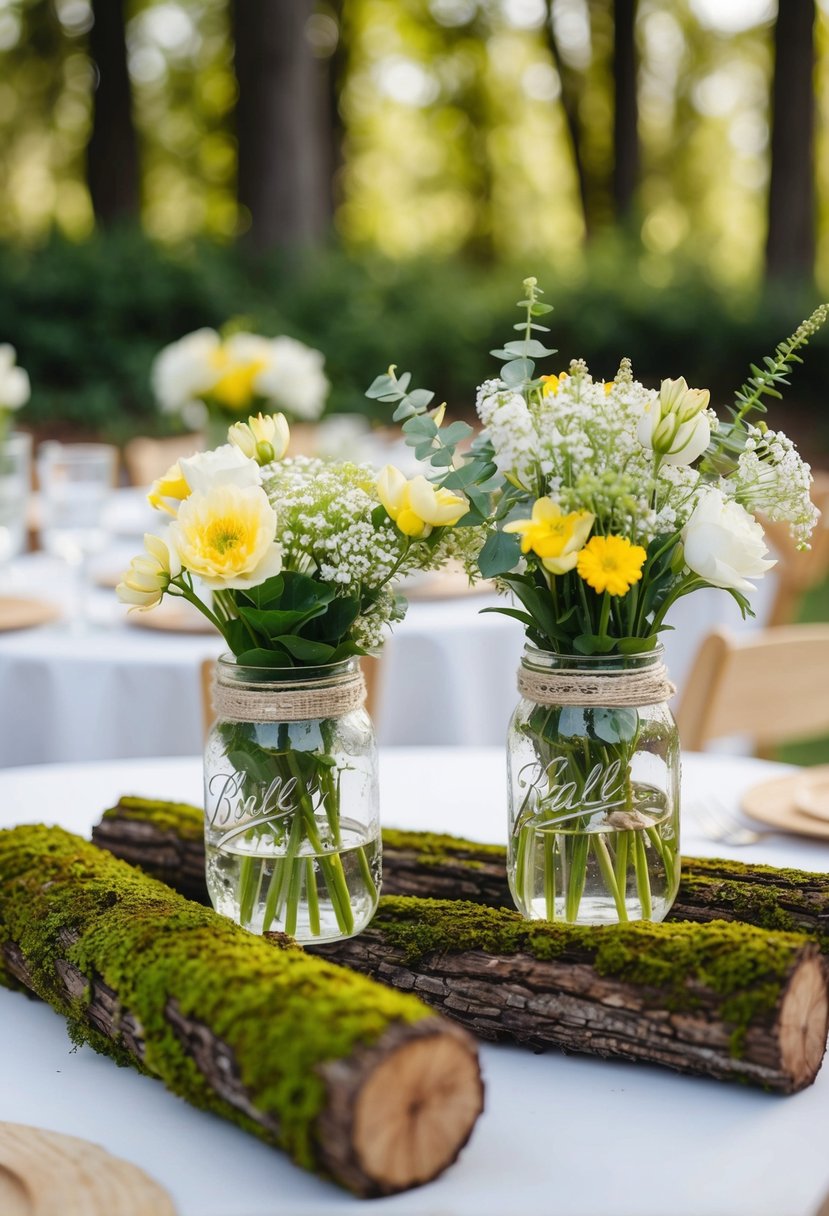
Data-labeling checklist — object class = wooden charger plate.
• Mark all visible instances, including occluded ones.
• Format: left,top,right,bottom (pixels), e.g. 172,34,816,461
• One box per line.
742,765,829,840
0,1122,176,1215
0,597,60,633
126,599,214,634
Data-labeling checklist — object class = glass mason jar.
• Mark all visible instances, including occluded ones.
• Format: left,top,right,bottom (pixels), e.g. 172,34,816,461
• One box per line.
507,645,680,927
204,655,380,943
0,432,32,565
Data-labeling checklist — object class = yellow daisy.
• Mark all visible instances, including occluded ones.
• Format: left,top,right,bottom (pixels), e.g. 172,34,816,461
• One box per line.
577,535,647,597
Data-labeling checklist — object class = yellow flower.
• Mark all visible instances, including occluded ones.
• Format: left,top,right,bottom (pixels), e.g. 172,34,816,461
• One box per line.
116,533,181,611
147,462,190,516
208,338,270,412
504,498,594,573
540,372,568,397
228,412,290,465
577,535,647,597
169,483,283,590
376,466,468,539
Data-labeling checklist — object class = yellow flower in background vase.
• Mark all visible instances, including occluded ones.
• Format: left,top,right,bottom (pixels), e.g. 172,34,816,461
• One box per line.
116,533,181,610
169,483,283,590
207,334,272,413
577,535,647,597
504,497,594,573
228,412,291,465
376,466,468,539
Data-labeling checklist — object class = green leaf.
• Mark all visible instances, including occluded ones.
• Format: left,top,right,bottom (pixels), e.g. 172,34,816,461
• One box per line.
404,388,435,411
371,504,388,528
616,635,659,654
479,606,535,629
441,420,473,444
573,633,617,655
237,574,284,609
477,530,521,577
313,595,361,641
429,447,455,467
279,570,335,612
402,415,437,438
588,707,640,744
235,647,294,667
530,302,554,316
274,635,336,663
237,605,326,637
365,374,399,400
501,358,534,386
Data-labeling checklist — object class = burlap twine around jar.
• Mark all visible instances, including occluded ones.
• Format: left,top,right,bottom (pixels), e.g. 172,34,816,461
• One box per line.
517,661,676,708
212,670,367,723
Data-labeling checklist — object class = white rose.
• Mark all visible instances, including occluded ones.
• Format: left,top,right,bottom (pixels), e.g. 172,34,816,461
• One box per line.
682,488,776,594
637,401,711,466
254,336,329,421
151,329,220,414
179,444,261,495
0,344,30,411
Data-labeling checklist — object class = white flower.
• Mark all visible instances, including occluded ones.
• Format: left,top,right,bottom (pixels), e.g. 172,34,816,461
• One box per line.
228,412,290,465
682,488,776,594
179,444,262,495
151,329,219,415
169,483,283,590
254,336,329,421
116,532,181,610
637,400,711,466
0,345,30,412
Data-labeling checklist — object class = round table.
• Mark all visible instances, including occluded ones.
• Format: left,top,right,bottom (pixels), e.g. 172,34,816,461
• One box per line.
0,547,778,767
1,747,827,1216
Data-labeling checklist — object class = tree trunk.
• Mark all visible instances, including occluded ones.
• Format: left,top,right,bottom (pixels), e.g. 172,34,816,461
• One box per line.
765,0,816,282
232,0,331,253
86,0,140,224
313,898,828,1093
612,0,639,223
91,801,829,954
0,826,483,1197
545,0,593,238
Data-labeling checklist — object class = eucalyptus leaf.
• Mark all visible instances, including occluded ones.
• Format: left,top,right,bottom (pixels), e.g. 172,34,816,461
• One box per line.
501,358,534,386
477,530,521,577
404,387,434,410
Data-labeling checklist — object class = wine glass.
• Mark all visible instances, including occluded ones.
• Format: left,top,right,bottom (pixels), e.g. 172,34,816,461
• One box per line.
37,442,117,630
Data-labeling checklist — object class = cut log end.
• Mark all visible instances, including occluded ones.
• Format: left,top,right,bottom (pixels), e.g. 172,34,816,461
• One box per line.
354,1027,484,1190
317,1019,484,1196
780,955,829,1092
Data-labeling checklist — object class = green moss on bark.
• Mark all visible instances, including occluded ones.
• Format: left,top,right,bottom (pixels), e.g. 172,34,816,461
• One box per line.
102,796,204,841
0,825,430,1172
371,896,809,1055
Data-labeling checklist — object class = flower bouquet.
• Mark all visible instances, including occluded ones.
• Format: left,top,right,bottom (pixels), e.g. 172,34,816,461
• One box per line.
118,412,477,941
369,279,823,926
152,327,330,443
0,344,31,566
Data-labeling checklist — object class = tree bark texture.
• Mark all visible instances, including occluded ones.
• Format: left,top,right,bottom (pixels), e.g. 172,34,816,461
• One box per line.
86,0,141,224
92,801,829,952
232,0,331,252
0,826,483,1197
765,0,816,282
612,0,639,222
312,898,828,1093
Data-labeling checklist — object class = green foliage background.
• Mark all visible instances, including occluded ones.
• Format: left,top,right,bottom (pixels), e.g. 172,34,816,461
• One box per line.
2,229,826,446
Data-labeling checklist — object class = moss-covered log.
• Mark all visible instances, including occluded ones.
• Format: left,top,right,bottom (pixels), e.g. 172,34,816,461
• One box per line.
0,826,483,1197
312,897,829,1093
93,797,829,950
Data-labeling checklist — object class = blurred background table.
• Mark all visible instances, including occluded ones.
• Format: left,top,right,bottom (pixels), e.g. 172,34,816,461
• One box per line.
0,539,778,767
1,747,828,1216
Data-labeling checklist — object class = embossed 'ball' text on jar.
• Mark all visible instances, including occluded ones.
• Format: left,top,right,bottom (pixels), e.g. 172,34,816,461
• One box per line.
507,645,680,927
204,655,380,943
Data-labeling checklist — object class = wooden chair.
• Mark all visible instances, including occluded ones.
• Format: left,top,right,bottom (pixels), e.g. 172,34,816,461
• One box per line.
675,624,829,752
763,470,829,626
123,434,204,486
200,656,382,738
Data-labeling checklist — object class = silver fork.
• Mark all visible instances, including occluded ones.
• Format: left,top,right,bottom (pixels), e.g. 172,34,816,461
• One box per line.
690,799,775,847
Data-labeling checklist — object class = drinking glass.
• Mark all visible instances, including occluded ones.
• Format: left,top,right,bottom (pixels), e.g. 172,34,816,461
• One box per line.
37,442,117,629
0,432,32,572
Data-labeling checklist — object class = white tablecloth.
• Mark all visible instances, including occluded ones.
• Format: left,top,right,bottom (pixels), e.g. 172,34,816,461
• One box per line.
0,550,776,766
0,748,827,1216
